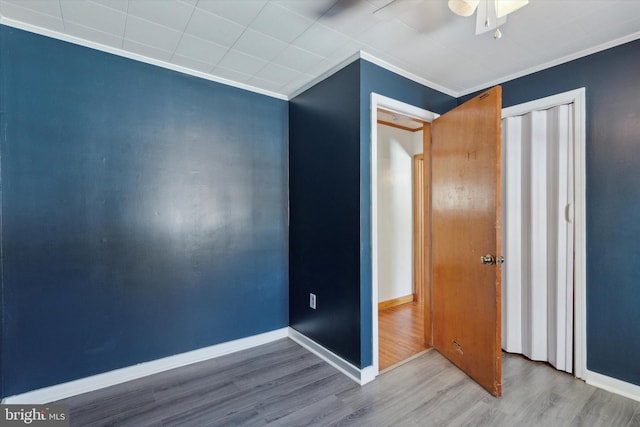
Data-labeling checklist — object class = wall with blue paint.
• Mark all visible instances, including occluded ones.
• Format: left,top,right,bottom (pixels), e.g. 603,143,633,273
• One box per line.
289,62,362,367
461,39,640,386
0,25,289,397
289,59,455,368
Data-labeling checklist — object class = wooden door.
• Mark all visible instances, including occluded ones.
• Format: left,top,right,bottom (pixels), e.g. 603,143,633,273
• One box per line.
430,86,503,396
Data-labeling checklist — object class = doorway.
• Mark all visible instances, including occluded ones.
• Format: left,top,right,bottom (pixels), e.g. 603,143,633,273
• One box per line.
501,88,587,379
373,88,504,395
375,108,426,371
370,94,438,374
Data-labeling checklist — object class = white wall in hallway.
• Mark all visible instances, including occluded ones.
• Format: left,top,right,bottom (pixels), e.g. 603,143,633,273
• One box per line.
376,124,422,303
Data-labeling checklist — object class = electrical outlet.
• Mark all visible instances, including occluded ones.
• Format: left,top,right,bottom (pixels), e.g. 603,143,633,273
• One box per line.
309,293,317,309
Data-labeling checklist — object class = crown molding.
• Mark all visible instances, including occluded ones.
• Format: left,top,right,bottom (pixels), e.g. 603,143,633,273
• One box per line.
288,50,460,100
458,30,640,97
2,17,639,103
0,17,289,101
287,51,361,100
358,51,459,97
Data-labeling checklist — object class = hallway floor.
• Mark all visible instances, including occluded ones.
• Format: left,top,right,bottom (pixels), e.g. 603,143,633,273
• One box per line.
379,301,427,371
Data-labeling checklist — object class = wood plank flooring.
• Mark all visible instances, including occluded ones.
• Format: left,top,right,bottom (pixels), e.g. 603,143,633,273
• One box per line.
56,338,640,426
379,301,427,371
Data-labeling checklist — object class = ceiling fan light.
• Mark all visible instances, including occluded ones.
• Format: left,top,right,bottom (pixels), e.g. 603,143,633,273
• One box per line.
494,0,529,18
448,0,480,17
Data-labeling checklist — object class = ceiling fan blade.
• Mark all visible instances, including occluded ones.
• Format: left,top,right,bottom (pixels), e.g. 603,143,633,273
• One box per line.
373,0,423,20
475,0,507,35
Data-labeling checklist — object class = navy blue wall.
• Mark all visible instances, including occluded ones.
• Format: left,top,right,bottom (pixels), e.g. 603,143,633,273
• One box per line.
289,59,456,368
461,39,640,386
359,60,456,366
0,26,289,397
289,62,362,366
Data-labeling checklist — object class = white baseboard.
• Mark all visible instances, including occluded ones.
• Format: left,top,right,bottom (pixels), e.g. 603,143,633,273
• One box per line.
2,327,288,404
287,327,376,385
360,365,378,384
585,369,640,403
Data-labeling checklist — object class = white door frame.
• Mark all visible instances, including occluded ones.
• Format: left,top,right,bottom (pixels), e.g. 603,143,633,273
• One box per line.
370,93,438,376
502,87,587,380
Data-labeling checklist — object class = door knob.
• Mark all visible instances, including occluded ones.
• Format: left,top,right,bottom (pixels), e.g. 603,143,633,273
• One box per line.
480,254,505,265
480,254,495,265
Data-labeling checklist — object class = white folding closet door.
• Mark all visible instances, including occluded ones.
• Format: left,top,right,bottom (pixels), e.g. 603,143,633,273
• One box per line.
502,104,574,373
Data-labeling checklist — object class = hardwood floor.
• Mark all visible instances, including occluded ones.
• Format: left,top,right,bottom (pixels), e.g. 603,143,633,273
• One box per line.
56,338,640,426
379,301,427,371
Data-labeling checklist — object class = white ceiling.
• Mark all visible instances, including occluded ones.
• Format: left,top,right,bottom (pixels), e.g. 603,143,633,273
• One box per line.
1,0,639,99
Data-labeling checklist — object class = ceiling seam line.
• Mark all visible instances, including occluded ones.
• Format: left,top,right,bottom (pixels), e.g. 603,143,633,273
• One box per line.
210,1,272,79
169,1,197,63
120,0,129,49
57,0,66,32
